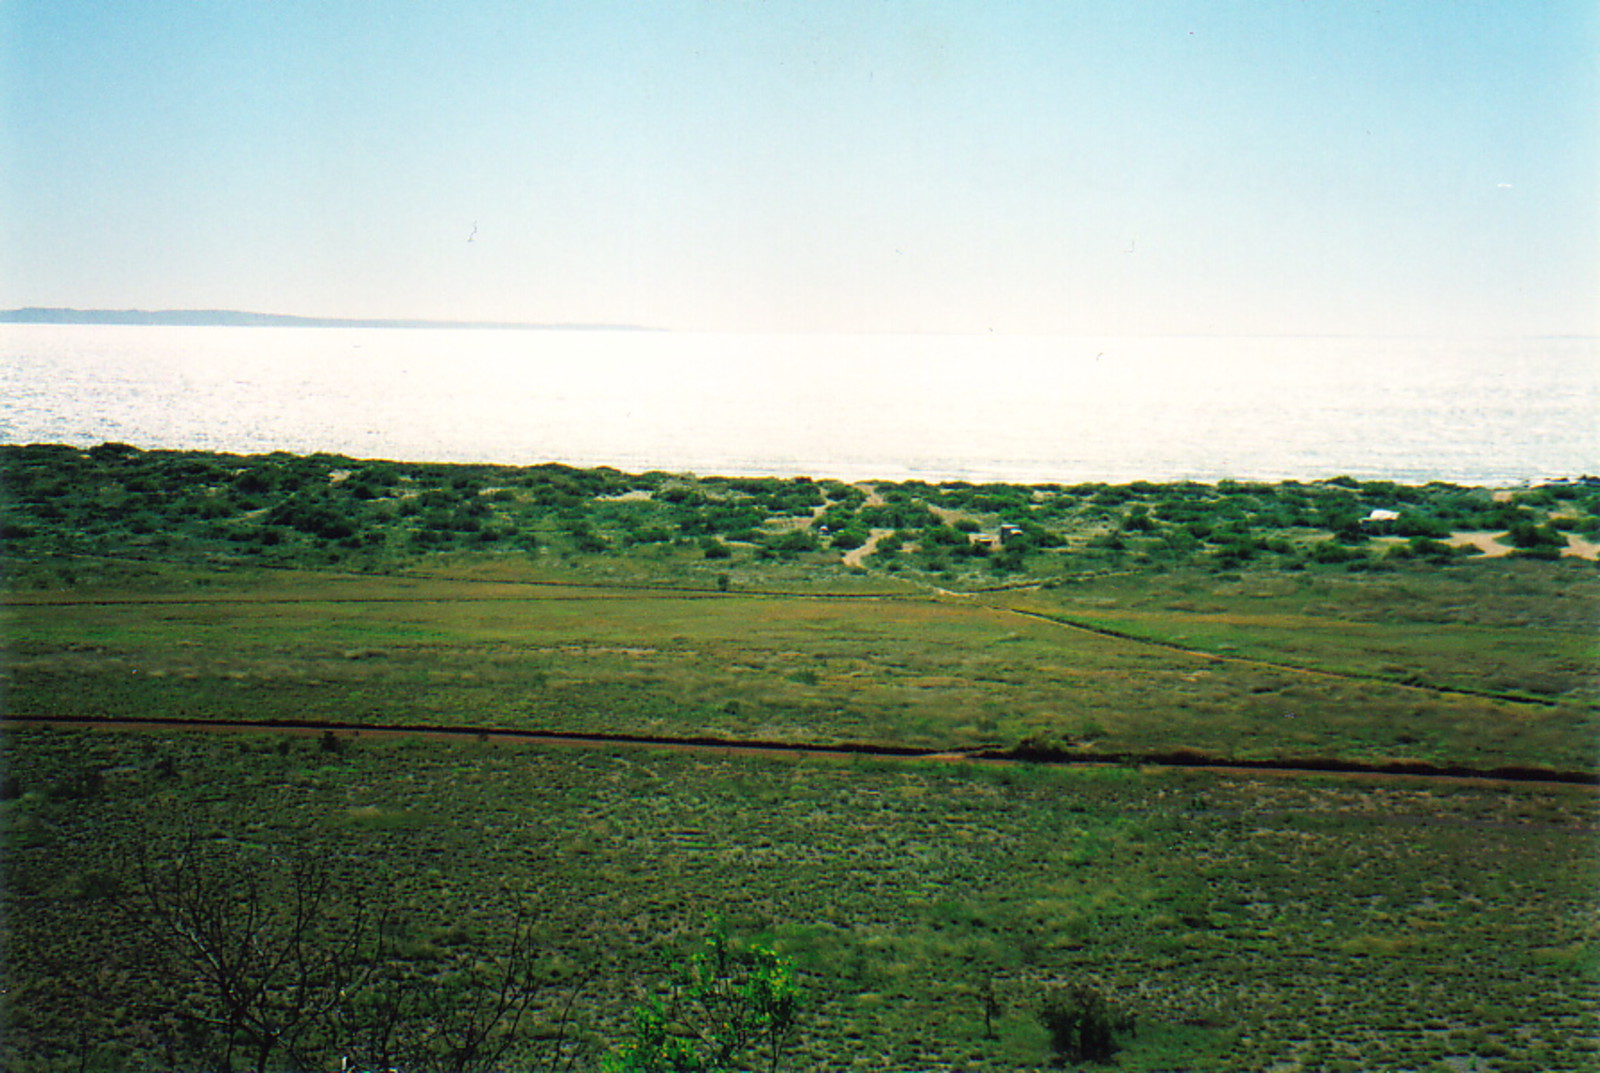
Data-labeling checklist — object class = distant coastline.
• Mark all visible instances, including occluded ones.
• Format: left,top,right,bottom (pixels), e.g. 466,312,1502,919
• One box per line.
0,307,656,331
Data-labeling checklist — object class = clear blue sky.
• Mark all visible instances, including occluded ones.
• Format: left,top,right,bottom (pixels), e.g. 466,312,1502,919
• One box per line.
2,1,1594,335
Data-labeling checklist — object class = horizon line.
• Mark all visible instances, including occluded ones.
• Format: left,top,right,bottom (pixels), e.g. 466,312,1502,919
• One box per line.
2,307,1593,342
0,307,660,332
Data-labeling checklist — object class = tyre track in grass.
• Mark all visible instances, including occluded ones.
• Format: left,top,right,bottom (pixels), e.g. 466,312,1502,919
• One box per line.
895,574,1572,710
4,715,1594,788
1000,606,1566,709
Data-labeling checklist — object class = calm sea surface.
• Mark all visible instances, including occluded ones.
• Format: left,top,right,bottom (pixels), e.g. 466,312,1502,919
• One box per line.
1,325,1594,485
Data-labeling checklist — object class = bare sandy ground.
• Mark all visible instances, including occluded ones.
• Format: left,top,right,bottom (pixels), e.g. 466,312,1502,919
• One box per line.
1447,531,1516,557
842,528,895,568
853,483,887,508
839,485,892,567
1560,535,1600,559
1444,531,1598,560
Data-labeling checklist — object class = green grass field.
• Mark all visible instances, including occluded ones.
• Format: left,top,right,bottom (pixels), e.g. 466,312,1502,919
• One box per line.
4,553,1593,772
2,445,1597,1071
4,726,1595,1072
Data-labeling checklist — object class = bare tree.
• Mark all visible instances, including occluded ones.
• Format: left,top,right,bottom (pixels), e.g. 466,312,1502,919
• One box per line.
128,837,382,1073
342,908,591,1073
128,834,589,1072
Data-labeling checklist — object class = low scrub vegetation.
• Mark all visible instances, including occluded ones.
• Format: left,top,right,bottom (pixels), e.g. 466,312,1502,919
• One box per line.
2,445,1597,1069
3,445,1597,586
2,727,1595,1070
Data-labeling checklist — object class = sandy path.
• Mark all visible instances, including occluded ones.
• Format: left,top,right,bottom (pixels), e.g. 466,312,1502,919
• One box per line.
853,483,886,508
842,528,895,568
836,486,892,567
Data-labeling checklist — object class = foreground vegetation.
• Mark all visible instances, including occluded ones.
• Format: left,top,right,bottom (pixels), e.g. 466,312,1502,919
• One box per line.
4,725,1595,1072
2,444,1597,1070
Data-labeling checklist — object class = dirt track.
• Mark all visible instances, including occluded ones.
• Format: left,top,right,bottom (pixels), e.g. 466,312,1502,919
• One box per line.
6,714,1594,789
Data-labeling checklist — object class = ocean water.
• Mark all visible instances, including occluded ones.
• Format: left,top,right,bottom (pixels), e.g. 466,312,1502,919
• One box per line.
1,325,1594,485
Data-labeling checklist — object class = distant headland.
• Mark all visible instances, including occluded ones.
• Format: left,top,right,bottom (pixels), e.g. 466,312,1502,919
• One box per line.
0,307,656,331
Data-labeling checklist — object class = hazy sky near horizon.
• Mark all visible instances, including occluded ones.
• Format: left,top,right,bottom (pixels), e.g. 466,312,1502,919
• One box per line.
2,1,1595,336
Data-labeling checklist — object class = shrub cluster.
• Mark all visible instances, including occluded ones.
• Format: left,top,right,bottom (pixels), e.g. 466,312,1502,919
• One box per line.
3,444,1594,585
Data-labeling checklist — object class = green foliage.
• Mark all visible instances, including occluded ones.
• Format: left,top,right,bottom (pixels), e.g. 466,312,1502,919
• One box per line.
810,503,857,533
567,525,611,554
1388,536,1462,563
4,444,1594,589
1504,518,1565,550
4,729,1597,1070
857,500,937,530
989,545,1026,573
1038,983,1135,1065
1121,507,1155,533
759,529,818,557
606,925,799,1073
920,524,967,548
828,527,868,551
1309,540,1364,564
1394,512,1451,539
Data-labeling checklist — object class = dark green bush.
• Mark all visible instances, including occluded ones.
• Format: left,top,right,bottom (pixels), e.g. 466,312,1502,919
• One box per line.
1310,540,1363,564
921,524,967,548
1121,508,1155,532
1394,512,1450,539
763,529,818,556
1504,520,1564,550
830,527,868,551
569,526,610,553
1037,983,1134,1065
626,525,673,546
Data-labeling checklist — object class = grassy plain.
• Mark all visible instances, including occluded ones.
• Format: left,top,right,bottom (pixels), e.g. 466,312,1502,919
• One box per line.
3,555,1593,772
4,725,1597,1072
2,444,1598,1070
